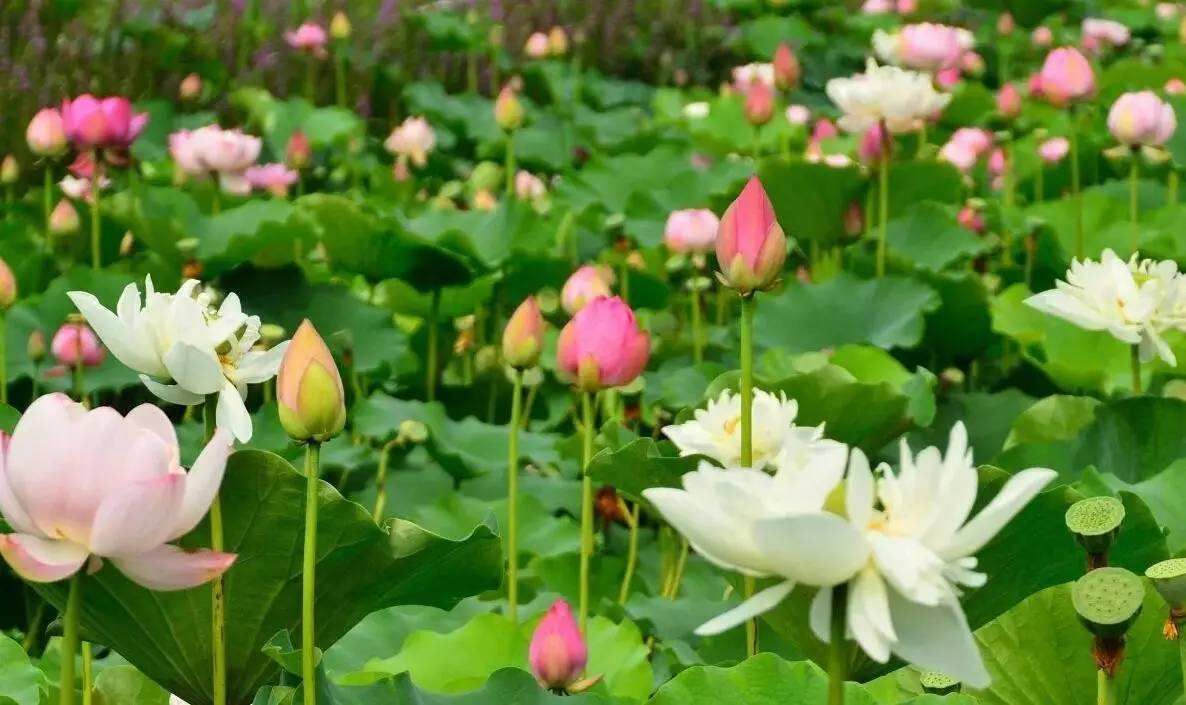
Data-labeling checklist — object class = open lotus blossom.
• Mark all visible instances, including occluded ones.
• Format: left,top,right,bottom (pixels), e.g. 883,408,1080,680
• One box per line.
663,388,835,470
384,116,436,168
939,128,994,173
561,265,614,315
67,278,290,442
1026,249,1186,365
664,208,719,254
556,296,650,391
285,22,328,57
732,62,776,92
805,424,1056,687
826,59,952,134
872,23,973,73
169,125,263,194
60,95,148,151
246,163,299,197
514,170,547,201
1038,136,1071,163
1107,91,1177,147
1082,18,1130,52
0,394,236,590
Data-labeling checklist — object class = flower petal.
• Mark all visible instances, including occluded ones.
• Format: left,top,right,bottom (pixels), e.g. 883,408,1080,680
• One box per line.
88,474,186,557
845,448,875,528
941,468,1057,559
168,429,232,541
68,288,162,375
644,483,769,577
140,375,205,406
0,534,88,583
0,446,36,534
217,381,253,443
126,403,180,465
694,580,796,636
164,342,226,395
752,513,870,585
885,589,990,689
233,341,289,385
111,544,236,591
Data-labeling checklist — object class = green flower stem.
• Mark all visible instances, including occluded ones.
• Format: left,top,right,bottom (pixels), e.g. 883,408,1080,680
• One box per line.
60,573,81,705
578,391,595,633
43,167,54,255
1070,110,1083,259
90,163,101,270
617,501,640,604
426,289,440,402
72,359,83,405
828,583,849,705
211,187,221,216
689,287,703,364
505,135,516,197
740,293,757,656
305,56,316,104
1178,636,1186,699
301,441,323,705
1003,142,1015,266
81,643,92,705
664,538,689,599
1096,669,1116,705
372,438,400,522
744,576,757,656
334,46,347,108
506,369,524,622
1131,344,1142,396
0,310,7,406
205,394,227,705
1169,170,1179,205
1129,156,1140,255
1036,165,1045,203
22,597,45,653
876,154,889,278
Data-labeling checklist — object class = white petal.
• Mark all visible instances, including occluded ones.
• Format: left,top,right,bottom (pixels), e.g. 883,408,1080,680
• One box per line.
233,341,288,385
141,375,205,406
694,580,795,636
752,513,870,586
216,381,253,443
845,448,875,528
941,468,1057,559
644,485,770,577
847,567,895,663
885,589,990,689
164,342,226,395
68,289,163,376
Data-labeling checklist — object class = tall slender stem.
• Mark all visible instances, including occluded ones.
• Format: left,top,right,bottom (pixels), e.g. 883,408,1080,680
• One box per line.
664,538,689,599
0,311,7,405
877,156,889,278
334,48,347,108
43,166,54,255
60,573,81,705
1036,164,1045,203
578,391,595,633
301,441,322,704
739,294,756,656
1096,669,1116,705
1070,112,1083,259
304,56,316,104
89,168,101,270
1131,344,1142,396
81,643,93,705
828,584,849,705
1169,170,1179,205
426,290,440,402
505,136,516,197
205,395,227,705
689,287,703,364
1002,141,1015,265
1129,156,1140,255
618,502,640,604
372,439,399,522
505,370,523,622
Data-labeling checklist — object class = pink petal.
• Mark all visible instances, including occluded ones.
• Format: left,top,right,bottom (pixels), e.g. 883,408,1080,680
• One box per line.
0,534,88,583
0,446,35,534
88,474,185,557
112,545,236,591
167,429,232,541
126,404,180,466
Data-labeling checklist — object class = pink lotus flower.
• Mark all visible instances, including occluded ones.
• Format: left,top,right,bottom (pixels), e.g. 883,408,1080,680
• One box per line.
503,297,546,369
169,125,262,195
997,83,1022,119
514,171,547,201
878,23,973,73
773,43,800,90
0,394,235,589
861,0,894,14
556,297,649,391
51,321,105,367
785,105,810,126
285,22,328,58
715,176,786,294
246,164,299,198
1032,26,1053,48
939,128,993,173
26,108,67,158
561,265,614,315
1038,137,1071,164
524,32,550,59
1107,91,1177,146
743,81,775,126
958,205,985,233
60,95,148,151
858,122,888,165
530,600,587,690
1037,48,1095,106
287,130,312,170
384,117,436,168
1082,18,1130,51
664,209,720,254
731,63,776,92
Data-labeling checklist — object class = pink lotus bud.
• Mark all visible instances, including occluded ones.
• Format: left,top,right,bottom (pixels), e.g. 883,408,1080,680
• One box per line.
858,122,888,165
0,156,18,185
549,27,569,56
844,201,865,237
773,43,800,90
952,127,994,156
503,296,546,369
715,176,787,294
514,170,547,200
958,205,985,233
494,85,525,131
0,258,15,309
998,12,1015,36
1107,91,1177,146
896,0,917,12
51,320,105,368
664,208,719,254
26,330,46,363
285,22,328,58
1167,78,1186,95
556,297,650,391
246,164,299,198
743,82,775,126
525,32,550,59
785,104,810,126
179,74,203,102
26,108,67,158
60,95,148,151
1037,47,1095,107
1038,137,1071,164
287,130,311,170
811,118,838,143
529,600,587,691
940,140,978,172
894,23,972,73
561,265,614,315
277,320,346,442
997,82,1022,119
961,51,985,76
1032,26,1054,48
49,199,80,235
1027,72,1045,98
988,148,1006,177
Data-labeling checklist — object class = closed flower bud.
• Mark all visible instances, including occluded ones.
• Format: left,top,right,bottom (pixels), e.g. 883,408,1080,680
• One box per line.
548,26,569,56
1,156,19,184
715,176,787,294
1108,91,1177,147
556,296,649,391
494,85,525,131
277,320,346,442
561,265,614,315
773,43,800,90
858,122,888,165
1037,47,1095,107
0,257,15,309
502,296,546,369
1038,136,1070,164
26,108,67,158
997,12,1015,36
51,318,105,367
996,82,1022,119
26,330,46,363
49,199,80,235
529,600,587,691
179,73,203,102
744,82,775,126
524,32,550,59
330,11,352,40
286,130,312,170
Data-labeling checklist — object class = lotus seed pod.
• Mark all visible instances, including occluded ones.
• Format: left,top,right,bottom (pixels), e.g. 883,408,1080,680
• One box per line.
1066,496,1125,561
1073,567,1145,640
398,419,429,444
1147,558,1186,608
918,671,960,695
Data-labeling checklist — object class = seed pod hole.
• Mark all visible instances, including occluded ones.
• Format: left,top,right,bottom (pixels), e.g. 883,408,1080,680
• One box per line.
1073,567,1145,638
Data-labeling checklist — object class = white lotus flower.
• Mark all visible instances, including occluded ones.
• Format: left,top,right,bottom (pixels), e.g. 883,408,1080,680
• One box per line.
1025,249,1186,365
732,62,776,91
662,389,835,470
800,423,1055,688
67,277,289,442
643,453,868,636
826,59,952,134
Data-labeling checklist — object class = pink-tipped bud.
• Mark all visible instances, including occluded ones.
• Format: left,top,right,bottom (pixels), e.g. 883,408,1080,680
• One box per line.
286,130,311,170
26,108,67,158
525,32,550,59
556,296,650,391
858,122,888,165
957,204,985,233
0,156,18,185
997,82,1022,119
843,200,864,236
714,176,787,294
1038,136,1071,164
277,320,346,442
549,27,570,56
26,330,46,363
743,82,775,126
1167,78,1186,96
529,600,587,691
1037,47,1095,107
997,12,1015,36
0,258,14,309
664,208,719,254
494,85,525,131
1108,91,1177,147
773,43,800,90
60,94,148,151
51,320,105,367
179,73,203,102
49,200,80,235
503,296,546,369
561,265,614,315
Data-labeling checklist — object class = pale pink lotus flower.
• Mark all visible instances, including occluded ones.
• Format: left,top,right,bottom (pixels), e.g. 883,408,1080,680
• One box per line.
715,176,786,294
1108,91,1177,146
556,296,650,391
246,164,299,198
1032,26,1054,47
524,32,550,59
664,209,719,254
561,265,614,315
51,322,105,368
285,22,328,58
1037,47,1095,106
514,171,547,201
530,600,587,690
384,116,436,168
1038,137,1071,164
997,82,1022,118
732,63,776,92
1082,18,1130,50
60,95,148,151
169,126,262,195
1167,78,1186,95
785,105,811,126
0,394,236,589
26,108,67,158
873,23,973,73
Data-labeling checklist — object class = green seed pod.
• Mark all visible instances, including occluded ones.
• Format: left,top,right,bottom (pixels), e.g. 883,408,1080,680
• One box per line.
1146,558,1186,608
1066,496,1125,557
918,671,960,695
1073,567,1145,639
